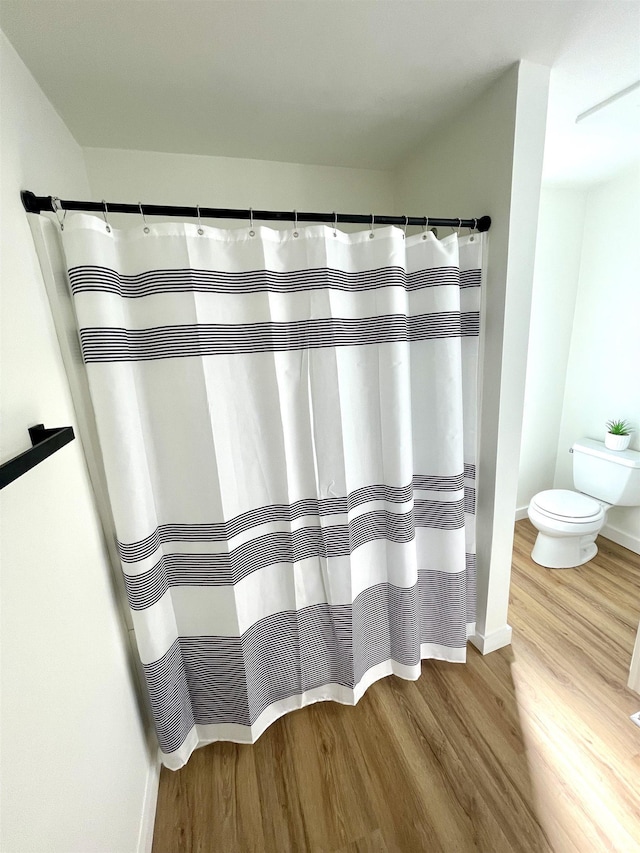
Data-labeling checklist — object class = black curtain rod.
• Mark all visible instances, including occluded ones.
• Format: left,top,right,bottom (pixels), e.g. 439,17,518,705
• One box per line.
20,191,491,232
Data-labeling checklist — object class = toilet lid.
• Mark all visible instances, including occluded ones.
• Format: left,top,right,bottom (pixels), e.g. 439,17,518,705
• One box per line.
533,489,601,520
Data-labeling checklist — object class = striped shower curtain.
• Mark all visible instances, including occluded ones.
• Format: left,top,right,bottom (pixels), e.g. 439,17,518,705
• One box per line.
61,216,482,770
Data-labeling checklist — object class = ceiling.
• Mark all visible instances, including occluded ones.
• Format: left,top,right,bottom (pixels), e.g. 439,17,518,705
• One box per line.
1,1,639,185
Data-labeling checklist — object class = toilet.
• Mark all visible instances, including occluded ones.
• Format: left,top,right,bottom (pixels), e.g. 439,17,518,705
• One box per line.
528,438,640,569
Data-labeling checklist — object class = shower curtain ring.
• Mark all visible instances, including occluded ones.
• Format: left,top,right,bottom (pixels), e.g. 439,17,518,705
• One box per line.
333,211,338,237
101,200,111,233
293,209,299,238
139,202,150,234
422,216,429,240
249,207,255,237
369,214,375,239
456,218,462,237
196,205,204,235
403,215,408,239
52,197,67,231
470,218,477,242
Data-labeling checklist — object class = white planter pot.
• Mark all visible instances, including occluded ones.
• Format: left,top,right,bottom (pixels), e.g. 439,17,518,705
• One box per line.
605,433,631,451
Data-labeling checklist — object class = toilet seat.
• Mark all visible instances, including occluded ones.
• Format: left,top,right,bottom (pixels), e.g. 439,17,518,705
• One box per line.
530,489,602,523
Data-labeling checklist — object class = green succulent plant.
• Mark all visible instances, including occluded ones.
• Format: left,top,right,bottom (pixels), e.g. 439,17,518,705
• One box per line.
605,419,632,436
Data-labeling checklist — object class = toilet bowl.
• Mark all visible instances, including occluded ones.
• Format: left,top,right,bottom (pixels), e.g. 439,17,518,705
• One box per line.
527,489,607,569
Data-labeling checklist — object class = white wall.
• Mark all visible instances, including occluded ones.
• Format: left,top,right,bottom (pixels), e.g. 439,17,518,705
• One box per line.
82,147,396,223
396,61,550,653
0,33,153,853
517,188,587,512
555,163,640,552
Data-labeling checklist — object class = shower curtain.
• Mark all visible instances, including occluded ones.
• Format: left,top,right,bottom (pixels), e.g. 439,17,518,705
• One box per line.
61,215,482,770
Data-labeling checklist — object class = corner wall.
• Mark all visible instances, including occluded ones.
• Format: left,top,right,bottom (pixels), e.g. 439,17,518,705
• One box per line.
517,188,587,514
82,147,396,221
554,163,640,553
395,61,550,652
0,32,153,853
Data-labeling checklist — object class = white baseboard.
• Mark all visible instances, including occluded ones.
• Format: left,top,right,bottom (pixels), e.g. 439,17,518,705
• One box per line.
469,624,513,654
137,754,161,853
600,523,640,556
515,506,529,521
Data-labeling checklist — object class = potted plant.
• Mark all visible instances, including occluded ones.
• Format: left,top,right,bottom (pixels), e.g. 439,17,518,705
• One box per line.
605,419,633,451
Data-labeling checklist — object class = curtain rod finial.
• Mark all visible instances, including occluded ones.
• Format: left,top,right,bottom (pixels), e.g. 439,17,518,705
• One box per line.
21,191,53,214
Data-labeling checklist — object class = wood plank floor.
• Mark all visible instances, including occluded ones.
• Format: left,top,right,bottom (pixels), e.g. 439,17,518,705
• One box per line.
152,521,640,853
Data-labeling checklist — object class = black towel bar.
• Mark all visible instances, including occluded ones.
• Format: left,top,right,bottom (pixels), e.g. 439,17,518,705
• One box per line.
0,424,75,490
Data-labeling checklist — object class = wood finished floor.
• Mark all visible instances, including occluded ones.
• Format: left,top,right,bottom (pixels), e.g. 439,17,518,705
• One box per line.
152,521,640,853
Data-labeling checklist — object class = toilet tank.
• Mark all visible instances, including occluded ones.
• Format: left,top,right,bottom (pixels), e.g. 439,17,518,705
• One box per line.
572,438,640,506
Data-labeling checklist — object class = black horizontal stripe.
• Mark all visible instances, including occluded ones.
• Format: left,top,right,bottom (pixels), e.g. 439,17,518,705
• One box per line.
465,487,476,516
466,553,477,624
460,269,481,289
68,265,472,298
118,476,466,563
144,571,471,754
460,312,479,336
123,500,466,611
80,311,480,363
412,473,464,492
